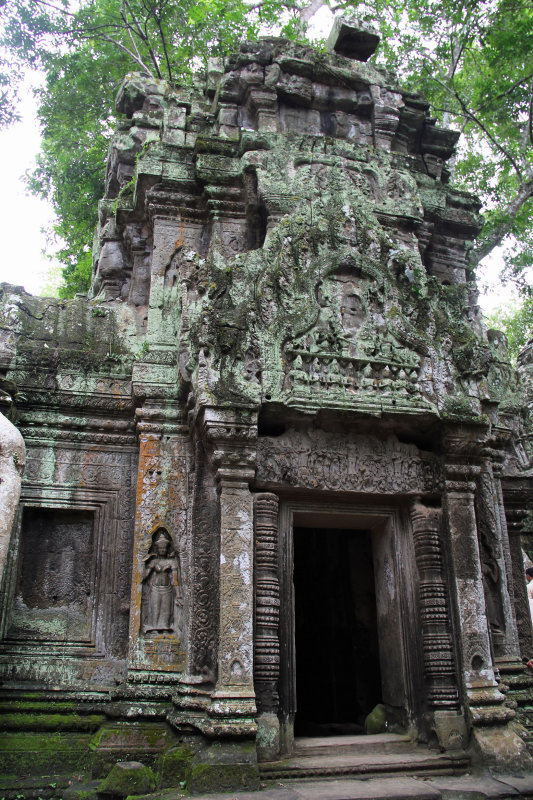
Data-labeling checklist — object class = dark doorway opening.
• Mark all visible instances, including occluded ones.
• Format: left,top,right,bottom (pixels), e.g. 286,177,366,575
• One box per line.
294,527,382,736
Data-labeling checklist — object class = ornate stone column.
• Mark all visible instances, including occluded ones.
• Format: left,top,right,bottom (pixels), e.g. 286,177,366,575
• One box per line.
253,492,280,760
442,427,528,768
201,406,258,736
410,501,464,749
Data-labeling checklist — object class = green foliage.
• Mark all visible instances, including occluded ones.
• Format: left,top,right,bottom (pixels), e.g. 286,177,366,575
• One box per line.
0,0,309,296
1,0,532,297
349,0,533,284
487,297,533,361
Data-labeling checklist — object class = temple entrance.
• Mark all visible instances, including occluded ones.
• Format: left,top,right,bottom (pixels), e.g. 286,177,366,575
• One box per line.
276,501,423,754
294,527,382,736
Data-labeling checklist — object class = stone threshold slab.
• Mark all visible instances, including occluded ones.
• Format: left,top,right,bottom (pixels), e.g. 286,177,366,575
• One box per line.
132,772,533,800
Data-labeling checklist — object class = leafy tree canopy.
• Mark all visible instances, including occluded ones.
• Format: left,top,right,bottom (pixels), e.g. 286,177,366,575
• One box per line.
487,298,533,362
1,0,532,303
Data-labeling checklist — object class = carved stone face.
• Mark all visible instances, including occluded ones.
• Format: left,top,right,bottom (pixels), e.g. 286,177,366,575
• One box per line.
155,539,169,557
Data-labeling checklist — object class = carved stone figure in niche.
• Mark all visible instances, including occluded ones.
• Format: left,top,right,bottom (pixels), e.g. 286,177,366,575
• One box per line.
480,535,505,647
141,526,181,635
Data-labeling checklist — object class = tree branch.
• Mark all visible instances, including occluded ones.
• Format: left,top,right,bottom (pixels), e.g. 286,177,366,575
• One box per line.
150,6,173,83
29,0,78,19
424,65,525,183
79,30,156,77
122,0,162,78
472,179,533,265
119,2,149,75
299,0,327,23
475,72,533,115
121,0,149,43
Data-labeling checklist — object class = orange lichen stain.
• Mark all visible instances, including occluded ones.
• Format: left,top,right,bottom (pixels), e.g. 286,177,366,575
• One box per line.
135,437,161,508
175,225,186,251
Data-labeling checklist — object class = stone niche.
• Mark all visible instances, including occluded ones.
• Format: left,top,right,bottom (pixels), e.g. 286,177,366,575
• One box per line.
1,19,533,792
10,508,95,643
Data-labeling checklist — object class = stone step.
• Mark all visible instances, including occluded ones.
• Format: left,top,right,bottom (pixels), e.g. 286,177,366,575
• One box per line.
293,733,414,757
260,747,470,781
0,773,74,800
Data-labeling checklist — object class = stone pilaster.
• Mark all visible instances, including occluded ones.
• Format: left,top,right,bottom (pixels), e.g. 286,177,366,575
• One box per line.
442,428,528,768
201,407,258,736
248,86,279,132
127,401,189,683
145,183,205,349
145,196,181,348
503,486,533,661
254,492,280,759
476,452,521,665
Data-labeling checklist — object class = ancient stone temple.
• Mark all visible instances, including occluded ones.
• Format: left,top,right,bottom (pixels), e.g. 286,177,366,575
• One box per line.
2,19,533,794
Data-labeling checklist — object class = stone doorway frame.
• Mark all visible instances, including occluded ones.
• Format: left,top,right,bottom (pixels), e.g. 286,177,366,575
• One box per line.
276,499,424,756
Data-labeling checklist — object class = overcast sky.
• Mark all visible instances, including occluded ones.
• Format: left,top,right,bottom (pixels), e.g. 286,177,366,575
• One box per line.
0,44,518,315
0,73,63,296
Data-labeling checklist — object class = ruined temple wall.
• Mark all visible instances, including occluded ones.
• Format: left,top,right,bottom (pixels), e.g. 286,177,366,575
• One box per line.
1,27,533,784
0,287,141,685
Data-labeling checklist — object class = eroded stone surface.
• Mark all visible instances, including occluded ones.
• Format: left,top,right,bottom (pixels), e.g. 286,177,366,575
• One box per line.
1,30,533,789
0,408,25,588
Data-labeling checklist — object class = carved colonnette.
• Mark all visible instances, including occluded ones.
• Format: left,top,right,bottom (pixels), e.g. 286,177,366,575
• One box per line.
253,492,280,760
410,501,464,749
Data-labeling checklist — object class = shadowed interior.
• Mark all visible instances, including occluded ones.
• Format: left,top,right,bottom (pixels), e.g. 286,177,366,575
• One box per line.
294,527,382,736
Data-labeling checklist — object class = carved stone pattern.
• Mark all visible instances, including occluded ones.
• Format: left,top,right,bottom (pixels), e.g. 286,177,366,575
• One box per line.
504,503,533,660
411,504,459,709
23,448,134,488
257,435,443,494
475,468,509,658
188,441,219,679
253,492,280,712
218,482,254,686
